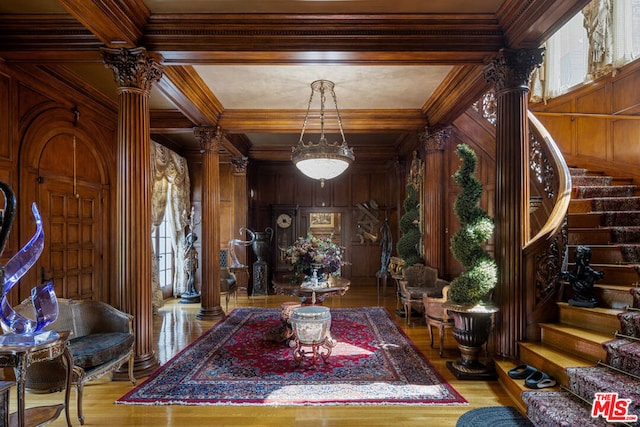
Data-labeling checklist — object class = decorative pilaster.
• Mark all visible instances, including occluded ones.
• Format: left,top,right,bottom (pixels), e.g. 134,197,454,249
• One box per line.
419,127,451,273
194,126,225,320
101,47,163,377
484,48,544,358
231,156,249,288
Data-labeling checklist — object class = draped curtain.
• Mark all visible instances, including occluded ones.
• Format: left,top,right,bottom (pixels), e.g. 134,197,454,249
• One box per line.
151,141,191,311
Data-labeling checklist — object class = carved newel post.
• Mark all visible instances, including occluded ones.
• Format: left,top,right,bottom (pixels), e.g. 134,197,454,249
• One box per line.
484,48,544,359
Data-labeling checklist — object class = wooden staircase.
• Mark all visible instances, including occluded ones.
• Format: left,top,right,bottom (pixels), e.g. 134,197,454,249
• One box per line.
497,167,640,415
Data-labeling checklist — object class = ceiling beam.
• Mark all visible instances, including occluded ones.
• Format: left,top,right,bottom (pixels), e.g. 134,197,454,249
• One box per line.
55,0,150,47
219,109,427,134
156,65,245,157
497,0,592,48
144,13,504,64
423,65,492,128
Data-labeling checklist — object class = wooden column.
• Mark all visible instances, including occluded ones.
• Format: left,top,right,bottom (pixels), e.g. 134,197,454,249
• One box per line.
484,48,544,358
101,47,163,376
194,127,224,320
420,127,451,273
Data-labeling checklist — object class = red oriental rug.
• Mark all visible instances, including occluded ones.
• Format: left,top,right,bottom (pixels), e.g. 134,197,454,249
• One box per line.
116,307,467,406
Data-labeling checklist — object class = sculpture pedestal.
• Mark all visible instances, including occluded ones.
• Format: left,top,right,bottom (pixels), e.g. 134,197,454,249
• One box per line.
179,292,201,304
252,261,268,296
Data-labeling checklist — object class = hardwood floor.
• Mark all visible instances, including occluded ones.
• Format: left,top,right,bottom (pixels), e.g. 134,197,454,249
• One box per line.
11,280,514,426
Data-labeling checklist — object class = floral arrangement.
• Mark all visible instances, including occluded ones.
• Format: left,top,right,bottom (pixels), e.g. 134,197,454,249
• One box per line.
284,233,343,282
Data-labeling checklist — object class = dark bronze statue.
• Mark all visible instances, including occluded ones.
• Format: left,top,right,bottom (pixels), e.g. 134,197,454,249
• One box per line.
561,245,604,308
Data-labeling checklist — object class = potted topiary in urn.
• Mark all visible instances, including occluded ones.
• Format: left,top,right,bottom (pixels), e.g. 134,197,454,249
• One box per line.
444,144,498,380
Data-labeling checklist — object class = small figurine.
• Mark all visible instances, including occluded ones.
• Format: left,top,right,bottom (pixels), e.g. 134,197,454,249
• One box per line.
561,245,604,308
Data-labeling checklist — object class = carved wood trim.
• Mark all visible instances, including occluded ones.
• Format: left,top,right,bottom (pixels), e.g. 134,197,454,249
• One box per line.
56,0,150,47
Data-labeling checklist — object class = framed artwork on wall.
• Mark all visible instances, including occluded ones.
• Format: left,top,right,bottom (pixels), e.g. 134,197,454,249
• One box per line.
310,213,334,228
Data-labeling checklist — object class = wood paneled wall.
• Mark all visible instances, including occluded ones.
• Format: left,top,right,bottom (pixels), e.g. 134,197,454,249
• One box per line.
531,59,640,182
0,63,117,305
248,160,400,282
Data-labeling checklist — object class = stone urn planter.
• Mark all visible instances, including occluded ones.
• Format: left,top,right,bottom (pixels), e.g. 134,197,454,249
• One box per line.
443,302,498,380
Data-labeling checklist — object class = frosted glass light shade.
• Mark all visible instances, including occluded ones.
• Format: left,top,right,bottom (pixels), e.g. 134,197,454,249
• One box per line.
294,157,351,180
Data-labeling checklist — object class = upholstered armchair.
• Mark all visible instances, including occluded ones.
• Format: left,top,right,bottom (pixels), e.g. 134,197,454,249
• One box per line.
423,285,453,357
397,264,449,324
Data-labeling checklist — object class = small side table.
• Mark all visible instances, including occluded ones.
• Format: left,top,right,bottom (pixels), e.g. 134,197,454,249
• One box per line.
0,330,72,427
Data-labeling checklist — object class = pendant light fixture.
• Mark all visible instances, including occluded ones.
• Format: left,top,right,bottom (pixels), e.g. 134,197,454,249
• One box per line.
291,80,354,187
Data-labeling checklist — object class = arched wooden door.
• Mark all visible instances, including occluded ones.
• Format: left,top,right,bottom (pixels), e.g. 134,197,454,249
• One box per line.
37,133,106,300
21,124,110,302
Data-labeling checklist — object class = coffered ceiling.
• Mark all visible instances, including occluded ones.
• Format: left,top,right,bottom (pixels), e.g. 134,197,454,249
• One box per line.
0,0,590,162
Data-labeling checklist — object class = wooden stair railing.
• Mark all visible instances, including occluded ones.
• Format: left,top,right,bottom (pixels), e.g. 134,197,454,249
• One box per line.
522,111,572,342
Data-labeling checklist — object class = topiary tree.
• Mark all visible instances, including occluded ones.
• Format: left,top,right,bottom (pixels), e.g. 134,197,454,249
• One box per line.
397,182,423,266
449,144,497,305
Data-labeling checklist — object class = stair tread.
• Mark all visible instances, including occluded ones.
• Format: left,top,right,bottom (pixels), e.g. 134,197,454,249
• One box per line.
519,341,594,367
557,301,621,315
539,322,614,342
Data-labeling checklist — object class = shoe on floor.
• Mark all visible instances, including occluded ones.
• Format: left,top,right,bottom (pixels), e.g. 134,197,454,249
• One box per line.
524,370,556,389
508,364,537,379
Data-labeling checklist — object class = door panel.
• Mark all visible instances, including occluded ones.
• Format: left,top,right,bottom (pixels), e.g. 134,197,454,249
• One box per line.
39,180,102,300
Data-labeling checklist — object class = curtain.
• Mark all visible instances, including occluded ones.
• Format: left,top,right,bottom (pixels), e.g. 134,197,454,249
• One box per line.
150,141,191,311
613,0,636,66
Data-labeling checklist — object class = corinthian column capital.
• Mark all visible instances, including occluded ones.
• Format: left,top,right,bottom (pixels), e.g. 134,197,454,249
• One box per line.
101,47,164,93
484,48,545,95
419,127,451,152
231,156,249,174
194,126,223,152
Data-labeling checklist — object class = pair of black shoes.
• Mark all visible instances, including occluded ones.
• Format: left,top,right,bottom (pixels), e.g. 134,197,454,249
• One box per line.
508,364,557,389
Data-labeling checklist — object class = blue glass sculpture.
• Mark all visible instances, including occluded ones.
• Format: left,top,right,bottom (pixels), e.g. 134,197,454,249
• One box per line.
0,181,58,341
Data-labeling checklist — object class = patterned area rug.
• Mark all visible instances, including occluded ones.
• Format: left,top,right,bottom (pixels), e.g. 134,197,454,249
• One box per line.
116,307,467,406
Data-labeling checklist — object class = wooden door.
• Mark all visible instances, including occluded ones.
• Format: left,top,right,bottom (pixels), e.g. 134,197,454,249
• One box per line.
38,180,103,300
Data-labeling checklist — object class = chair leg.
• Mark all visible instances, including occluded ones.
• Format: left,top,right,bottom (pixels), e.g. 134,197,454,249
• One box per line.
128,353,136,385
404,302,410,325
77,382,85,425
428,324,434,348
439,324,445,358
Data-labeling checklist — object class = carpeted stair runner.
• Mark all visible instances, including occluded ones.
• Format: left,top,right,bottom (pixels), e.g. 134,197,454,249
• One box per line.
618,310,640,337
572,175,613,186
524,307,640,426
569,167,588,176
522,391,612,426
565,366,640,419
611,226,640,243
619,244,640,262
573,185,637,199
602,338,640,377
602,211,640,227
591,197,640,212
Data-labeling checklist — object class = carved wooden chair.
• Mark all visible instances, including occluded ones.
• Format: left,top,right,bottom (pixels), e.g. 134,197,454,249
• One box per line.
397,264,447,324
423,285,453,357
